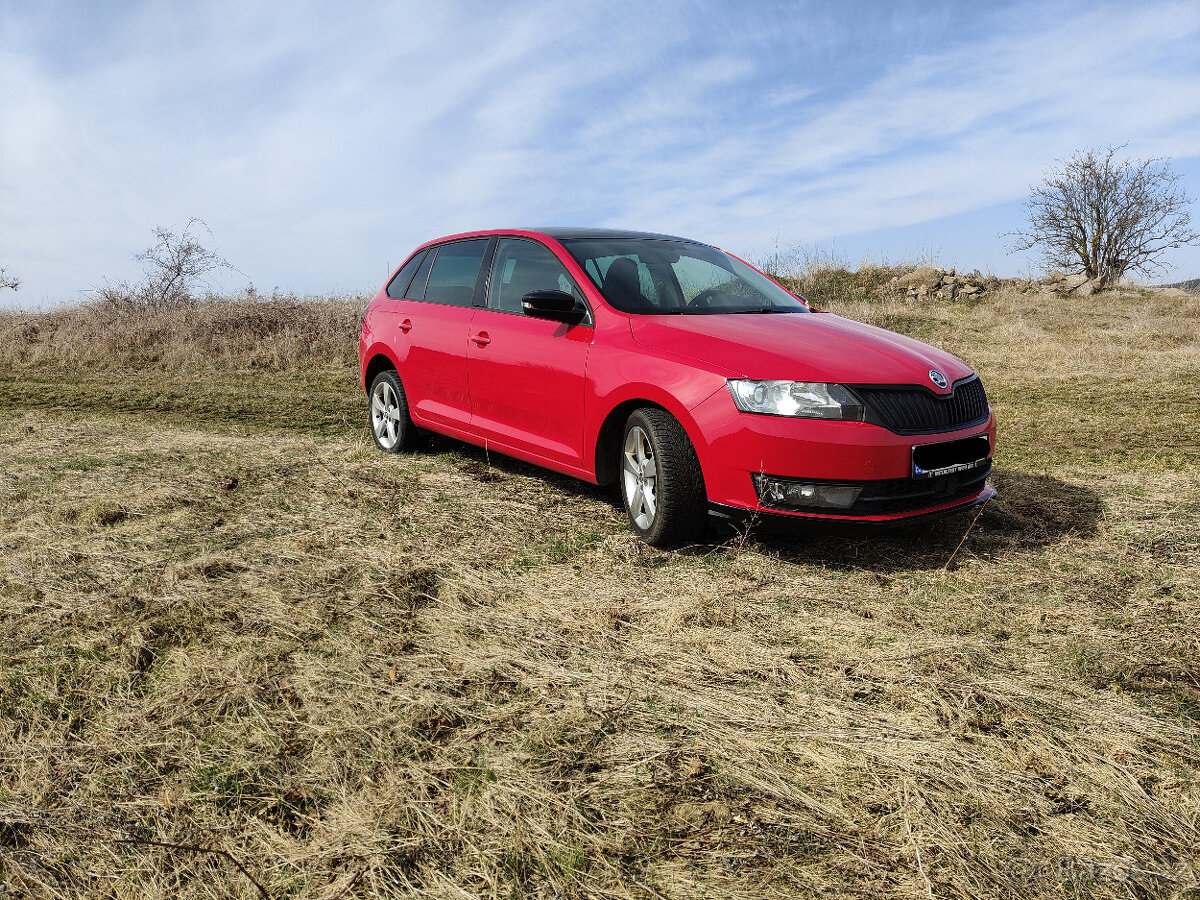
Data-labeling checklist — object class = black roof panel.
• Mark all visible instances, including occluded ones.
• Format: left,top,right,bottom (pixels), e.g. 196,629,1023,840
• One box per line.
532,227,705,244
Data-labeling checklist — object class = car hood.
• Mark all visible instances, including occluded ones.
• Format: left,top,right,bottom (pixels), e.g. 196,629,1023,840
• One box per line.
629,312,974,391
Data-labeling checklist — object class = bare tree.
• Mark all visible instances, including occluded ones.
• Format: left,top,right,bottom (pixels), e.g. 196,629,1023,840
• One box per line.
0,266,19,293
96,219,238,307
1009,147,1198,288
134,218,237,305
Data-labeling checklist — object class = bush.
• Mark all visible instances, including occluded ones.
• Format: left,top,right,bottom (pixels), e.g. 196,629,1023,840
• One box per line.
0,290,367,372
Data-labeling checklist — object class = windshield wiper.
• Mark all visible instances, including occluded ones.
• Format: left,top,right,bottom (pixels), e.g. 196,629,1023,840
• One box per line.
731,307,800,314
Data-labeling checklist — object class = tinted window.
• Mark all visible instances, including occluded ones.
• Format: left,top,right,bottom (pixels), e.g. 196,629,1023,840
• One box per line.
672,255,759,303
385,250,426,299
487,239,579,314
582,255,662,309
406,250,436,300
423,239,489,307
564,239,809,315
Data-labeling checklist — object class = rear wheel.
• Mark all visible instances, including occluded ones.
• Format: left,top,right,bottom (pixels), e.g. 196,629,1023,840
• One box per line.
369,370,422,452
620,408,707,546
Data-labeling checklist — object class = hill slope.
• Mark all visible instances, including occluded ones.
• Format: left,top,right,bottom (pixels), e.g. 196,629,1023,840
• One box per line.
1,284,1198,898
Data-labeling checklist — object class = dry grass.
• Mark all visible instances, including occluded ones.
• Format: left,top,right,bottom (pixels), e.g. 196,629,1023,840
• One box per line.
1,284,1199,898
0,291,366,371
775,262,919,309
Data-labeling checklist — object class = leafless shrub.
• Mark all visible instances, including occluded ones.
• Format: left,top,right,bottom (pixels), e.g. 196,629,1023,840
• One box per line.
1008,146,1199,287
752,246,923,307
0,265,19,293
96,218,240,308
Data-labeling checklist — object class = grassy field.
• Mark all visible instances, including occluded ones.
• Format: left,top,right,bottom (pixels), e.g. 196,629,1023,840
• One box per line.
0,282,1198,898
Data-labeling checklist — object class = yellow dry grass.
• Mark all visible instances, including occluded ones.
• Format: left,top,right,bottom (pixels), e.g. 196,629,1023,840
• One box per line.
0,291,366,371
1,284,1198,898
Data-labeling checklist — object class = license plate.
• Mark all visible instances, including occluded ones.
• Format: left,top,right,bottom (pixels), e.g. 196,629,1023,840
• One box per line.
912,435,990,479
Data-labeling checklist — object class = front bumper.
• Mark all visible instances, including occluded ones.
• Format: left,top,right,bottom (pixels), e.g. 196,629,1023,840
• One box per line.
754,458,992,517
691,387,997,521
708,481,995,529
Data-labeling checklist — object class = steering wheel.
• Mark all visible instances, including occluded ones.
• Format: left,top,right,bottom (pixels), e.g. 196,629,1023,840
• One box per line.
686,288,722,309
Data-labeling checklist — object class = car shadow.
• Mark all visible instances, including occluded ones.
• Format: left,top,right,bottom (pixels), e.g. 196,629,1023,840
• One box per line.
737,467,1105,572
423,438,1103,574
422,434,618,501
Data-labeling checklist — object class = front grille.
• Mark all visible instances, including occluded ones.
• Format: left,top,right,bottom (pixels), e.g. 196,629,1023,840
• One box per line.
759,461,992,517
852,376,989,434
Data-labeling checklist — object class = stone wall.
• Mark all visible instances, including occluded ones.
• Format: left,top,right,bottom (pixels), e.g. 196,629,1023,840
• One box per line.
1040,271,1103,296
889,266,1103,299
890,267,997,300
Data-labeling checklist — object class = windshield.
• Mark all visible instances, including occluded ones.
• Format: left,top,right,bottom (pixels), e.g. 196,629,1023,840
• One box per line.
561,238,810,315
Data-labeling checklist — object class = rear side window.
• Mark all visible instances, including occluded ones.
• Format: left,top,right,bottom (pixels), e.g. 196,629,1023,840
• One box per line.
385,250,426,299
423,239,489,307
406,250,436,300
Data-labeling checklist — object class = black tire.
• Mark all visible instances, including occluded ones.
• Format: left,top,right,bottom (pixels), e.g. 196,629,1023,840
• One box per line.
368,370,423,453
620,408,707,546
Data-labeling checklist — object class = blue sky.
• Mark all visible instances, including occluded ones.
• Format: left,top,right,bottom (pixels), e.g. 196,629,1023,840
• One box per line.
2,0,1199,307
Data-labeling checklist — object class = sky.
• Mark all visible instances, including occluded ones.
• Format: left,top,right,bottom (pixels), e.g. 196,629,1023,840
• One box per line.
2,0,1199,308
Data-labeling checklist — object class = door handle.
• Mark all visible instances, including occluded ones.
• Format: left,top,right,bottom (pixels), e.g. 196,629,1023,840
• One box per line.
398,318,412,333
471,332,491,347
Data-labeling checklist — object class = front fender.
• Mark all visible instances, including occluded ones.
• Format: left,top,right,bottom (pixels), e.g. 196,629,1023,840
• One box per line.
585,353,727,486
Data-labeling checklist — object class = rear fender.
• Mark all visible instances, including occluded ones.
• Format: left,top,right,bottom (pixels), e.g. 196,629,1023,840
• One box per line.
360,343,402,393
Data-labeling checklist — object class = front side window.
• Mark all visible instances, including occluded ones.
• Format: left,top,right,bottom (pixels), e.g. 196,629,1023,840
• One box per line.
422,239,489,307
563,238,809,315
487,239,579,314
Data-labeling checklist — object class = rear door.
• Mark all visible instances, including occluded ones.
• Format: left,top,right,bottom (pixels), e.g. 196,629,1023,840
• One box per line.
467,237,592,466
393,238,490,431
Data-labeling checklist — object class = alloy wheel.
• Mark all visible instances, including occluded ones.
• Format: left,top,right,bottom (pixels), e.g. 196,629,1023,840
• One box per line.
622,424,657,530
371,380,401,450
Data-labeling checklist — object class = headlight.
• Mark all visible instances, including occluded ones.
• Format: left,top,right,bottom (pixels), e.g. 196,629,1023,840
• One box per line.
727,380,863,420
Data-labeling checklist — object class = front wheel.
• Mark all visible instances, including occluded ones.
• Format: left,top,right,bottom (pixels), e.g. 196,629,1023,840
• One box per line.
620,408,707,546
368,370,423,453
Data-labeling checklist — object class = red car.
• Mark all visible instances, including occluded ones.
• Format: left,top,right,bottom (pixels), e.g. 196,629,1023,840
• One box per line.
359,229,995,545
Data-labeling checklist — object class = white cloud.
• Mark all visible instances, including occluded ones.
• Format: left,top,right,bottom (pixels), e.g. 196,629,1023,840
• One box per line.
2,0,1199,307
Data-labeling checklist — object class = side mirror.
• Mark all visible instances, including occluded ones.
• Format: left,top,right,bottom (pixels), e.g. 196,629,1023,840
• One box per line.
792,291,822,311
521,290,587,325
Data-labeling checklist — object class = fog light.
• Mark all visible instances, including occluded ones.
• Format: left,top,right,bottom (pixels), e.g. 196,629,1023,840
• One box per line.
755,476,862,510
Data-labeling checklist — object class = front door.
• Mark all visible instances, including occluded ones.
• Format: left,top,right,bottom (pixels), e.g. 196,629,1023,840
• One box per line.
467,238,591,467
